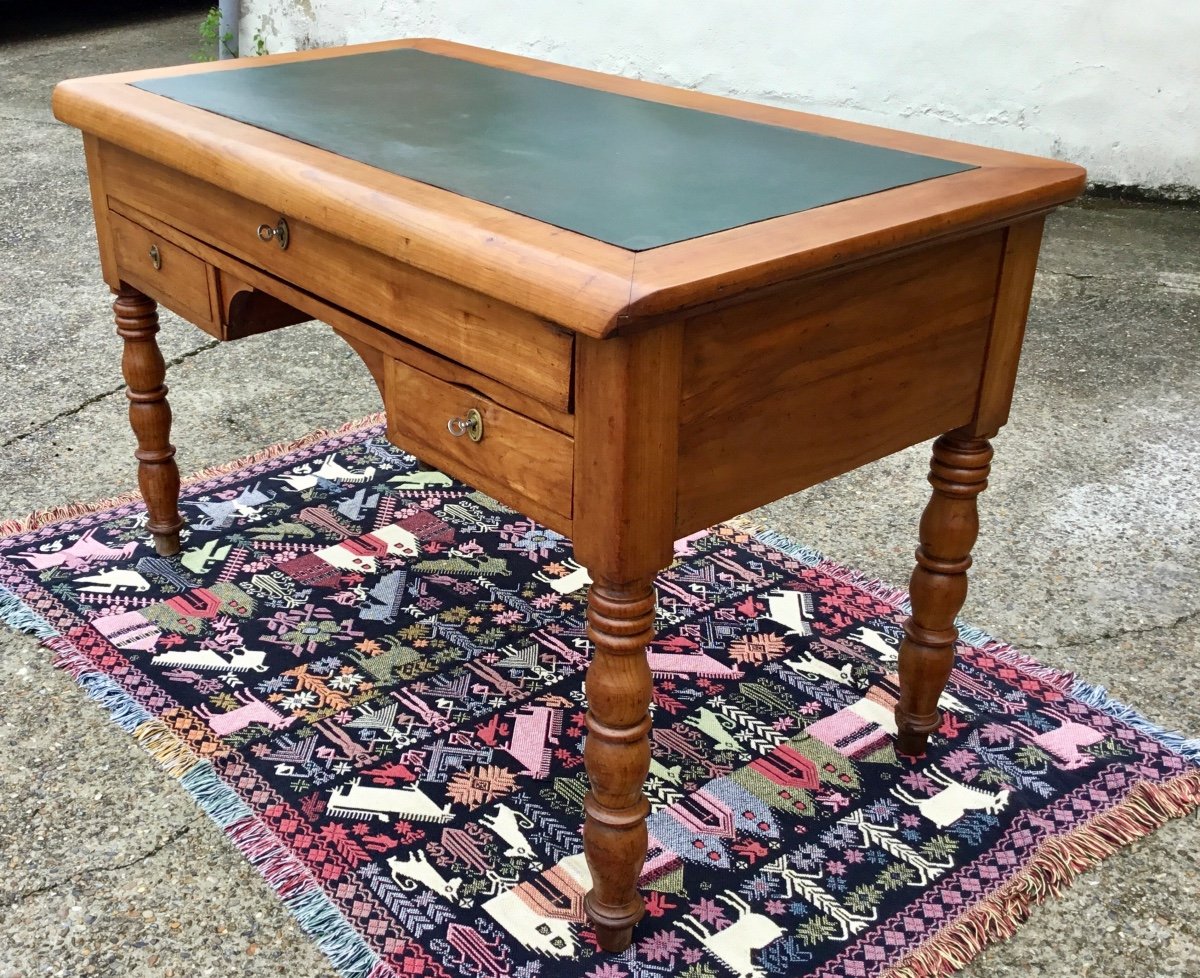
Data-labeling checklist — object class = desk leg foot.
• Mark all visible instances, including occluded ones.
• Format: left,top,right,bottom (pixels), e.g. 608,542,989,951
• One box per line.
114,286,184,557
896,431,992,757
583,579,654,953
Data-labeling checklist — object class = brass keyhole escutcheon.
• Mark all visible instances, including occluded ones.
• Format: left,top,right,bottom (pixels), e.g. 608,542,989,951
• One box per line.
256,216,290,250
446,408,484,442
148,243,162,271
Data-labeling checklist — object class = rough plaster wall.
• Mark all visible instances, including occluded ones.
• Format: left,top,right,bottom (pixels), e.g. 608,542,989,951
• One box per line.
240,0,1200,191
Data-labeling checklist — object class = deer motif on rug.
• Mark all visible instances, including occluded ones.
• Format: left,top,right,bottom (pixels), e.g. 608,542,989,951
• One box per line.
1009,707,1105,769
891,764,1011,828
194,689,295,737
677,891,785,978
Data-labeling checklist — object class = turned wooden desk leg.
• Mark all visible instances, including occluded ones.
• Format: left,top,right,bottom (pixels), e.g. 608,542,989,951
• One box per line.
113,286,184,556
896,431,992,756
583,577,655,953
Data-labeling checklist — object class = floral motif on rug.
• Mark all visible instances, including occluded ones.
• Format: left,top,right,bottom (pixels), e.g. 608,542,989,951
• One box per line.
1,418,1196,978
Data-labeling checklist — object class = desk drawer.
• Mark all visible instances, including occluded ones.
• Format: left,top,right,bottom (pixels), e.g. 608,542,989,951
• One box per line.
100,143,574,411
384,356,574,531
110,211,218,333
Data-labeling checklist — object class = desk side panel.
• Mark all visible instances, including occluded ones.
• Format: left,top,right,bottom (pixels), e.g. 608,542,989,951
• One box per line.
675,232,1005,535
82,134,121,289
967,217,1046,436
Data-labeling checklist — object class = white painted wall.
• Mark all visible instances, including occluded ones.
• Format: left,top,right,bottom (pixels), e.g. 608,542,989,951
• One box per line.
240,1,1200,191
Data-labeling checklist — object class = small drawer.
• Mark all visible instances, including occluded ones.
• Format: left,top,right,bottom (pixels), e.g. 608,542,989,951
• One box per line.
109,212,217,334
385,356,574,531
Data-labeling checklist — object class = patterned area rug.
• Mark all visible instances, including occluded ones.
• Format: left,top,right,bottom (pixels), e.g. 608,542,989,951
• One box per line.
2,416,1197,978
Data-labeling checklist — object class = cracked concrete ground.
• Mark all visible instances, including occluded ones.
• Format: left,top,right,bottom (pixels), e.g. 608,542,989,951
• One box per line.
1,10,1198,978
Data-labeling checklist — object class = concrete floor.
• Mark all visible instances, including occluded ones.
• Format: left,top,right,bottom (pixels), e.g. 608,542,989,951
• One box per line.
1,11,1197,978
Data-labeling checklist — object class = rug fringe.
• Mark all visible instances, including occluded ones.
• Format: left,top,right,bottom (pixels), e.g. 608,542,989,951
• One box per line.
726,517,1200,761
285,888,383,978
178,761,256,826
76,670,154,732
134,719,213,778
1068,679,1200,763
0,584,61,640
221,813,387,978
722,518,830,568
0,413,386,539
882,769,1200,978
45,634,101,678
23,621,399,978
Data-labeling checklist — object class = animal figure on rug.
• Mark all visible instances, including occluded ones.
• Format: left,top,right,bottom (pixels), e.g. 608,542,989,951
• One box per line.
245,521,315,542
500,705,561,779
891,764,1011,828
326,780,453,823
136,556,200,592
74,569,151,593
676,890,785,978
480,803,539,864
415,550,509,577
387,850,469,906
151,644,269,673
685,707,746,755
647,639,743,680
336,487,380,522
185,483,275,529
649,758,683,785
194,688,295,737
180,539,234,575
357,569,408,624
783,647,855,687
388,469,453,489
1008,707,1105,770
14,530,136,571
273,454,376,491
763,589,815,637
847,625,901,662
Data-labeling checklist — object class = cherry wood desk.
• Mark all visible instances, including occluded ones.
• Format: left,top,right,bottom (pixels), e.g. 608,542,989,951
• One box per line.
53,39,1084,952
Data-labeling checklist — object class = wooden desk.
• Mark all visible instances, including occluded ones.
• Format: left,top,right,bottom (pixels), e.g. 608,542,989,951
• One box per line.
53,39,1084,952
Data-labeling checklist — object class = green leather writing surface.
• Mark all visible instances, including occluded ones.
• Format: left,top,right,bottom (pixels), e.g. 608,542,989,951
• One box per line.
134,50,974,251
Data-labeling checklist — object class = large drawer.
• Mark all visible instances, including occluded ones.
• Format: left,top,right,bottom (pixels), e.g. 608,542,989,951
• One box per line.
98,142,575,411
384,356,574,532
110,210,219,333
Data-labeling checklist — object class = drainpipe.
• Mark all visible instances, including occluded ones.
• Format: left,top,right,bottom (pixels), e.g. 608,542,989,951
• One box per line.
219,0,240,59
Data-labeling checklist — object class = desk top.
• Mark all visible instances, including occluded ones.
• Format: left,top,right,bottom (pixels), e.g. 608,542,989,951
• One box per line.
133,49,972,251
52,38,1086,336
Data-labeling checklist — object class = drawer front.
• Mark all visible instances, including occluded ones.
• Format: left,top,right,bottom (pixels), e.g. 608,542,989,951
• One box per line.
385,356,574,531
110,212,217,334
101,143,574,411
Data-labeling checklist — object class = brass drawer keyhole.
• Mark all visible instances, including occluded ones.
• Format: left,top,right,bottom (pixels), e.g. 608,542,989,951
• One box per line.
148,243,162,270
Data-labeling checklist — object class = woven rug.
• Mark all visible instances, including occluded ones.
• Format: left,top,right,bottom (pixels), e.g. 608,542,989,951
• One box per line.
2,416,1197,978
